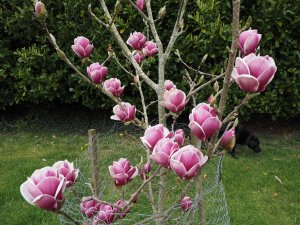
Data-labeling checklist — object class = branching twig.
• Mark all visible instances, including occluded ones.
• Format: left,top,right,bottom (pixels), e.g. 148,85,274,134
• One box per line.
90,3,157,91
207,0,240,158
163,0,188,61
127,166,162,206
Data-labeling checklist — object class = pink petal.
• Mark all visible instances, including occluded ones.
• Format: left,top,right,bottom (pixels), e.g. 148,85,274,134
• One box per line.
184,163,200,179
235,75,259,93
71,45,85,58
54,177,66,199
37,177,61,196
110,115,120,121
247,57,271,78
128,167,138,179
84,45,94,57
256,66,277,92
192,109,211,125
180,152,200,171
76,37,89,48
243,53,257,63
114,173,128,185
188,121,206,141
199,155,208,167
235,58,250,75
243,34,259,55
168,90,185,106
201,117,221,140
170,160,187,178
32,194,57,210
20,179,42,204
150,152,170,168
112,162,125,174
232,68,239,80
161,101,177,112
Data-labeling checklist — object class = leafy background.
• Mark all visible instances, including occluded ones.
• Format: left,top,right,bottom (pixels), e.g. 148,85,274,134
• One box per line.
1,0,299,119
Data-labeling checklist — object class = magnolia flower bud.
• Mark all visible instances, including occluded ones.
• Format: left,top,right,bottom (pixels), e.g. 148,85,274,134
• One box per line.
130,192,139,203
208,94,216,106
158,6,166,18
181,196,193,211
136,0,145,11
34,1,47,18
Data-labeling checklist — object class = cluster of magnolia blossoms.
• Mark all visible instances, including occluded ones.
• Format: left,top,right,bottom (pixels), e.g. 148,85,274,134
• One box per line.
141,124,208,180
20,160,79,211
233,29,277,93
80,197,129,224
127,32,158,64
71,36,126,98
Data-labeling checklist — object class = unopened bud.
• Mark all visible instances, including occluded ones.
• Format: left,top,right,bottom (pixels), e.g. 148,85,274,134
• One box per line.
197,75,204,84
34,1,47,18
130,193,139,203
213,81,219,92
132,75,139,84
144,162,151,173
56,49,66,59
158,6,166,18
201,54,208,65
49,33,57,45
178,19,184,30
220,129,236,152
114,0,122,15
208,94,216,106
233,118,239,127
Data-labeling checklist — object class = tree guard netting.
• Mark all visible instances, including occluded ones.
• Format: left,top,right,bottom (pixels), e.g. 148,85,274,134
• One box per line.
59,124,230,225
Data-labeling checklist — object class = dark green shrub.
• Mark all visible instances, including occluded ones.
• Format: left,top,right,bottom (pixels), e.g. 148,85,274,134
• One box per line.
0,0,299,119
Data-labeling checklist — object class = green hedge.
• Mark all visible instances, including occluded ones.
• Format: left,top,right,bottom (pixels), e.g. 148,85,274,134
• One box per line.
0,0,299,119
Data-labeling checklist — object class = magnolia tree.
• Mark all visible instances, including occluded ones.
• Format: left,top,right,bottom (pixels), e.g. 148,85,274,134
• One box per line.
20,0,277,224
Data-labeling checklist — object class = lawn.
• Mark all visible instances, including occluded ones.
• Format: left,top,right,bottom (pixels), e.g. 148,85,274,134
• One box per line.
0,124,299,225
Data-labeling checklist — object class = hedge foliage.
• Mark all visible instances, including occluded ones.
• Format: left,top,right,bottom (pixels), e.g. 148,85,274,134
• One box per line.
1,0,299,119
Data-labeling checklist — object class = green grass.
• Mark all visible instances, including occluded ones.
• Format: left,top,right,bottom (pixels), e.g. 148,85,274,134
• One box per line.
0,130,299,225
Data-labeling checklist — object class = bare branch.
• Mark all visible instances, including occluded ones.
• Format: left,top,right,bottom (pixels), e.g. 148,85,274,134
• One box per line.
207,0,240,158
90,3,157,91
163,0,189,61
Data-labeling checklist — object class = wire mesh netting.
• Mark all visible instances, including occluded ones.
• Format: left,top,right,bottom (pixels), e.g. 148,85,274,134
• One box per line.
59,123,230,225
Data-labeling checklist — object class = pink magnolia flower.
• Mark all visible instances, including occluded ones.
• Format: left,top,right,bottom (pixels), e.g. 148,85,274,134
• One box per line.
140,124,173,151
114,199,130,219
52,160,79,188
110,102,136,122
103,78,125,97
136,0,145,10
161,89,189,113
80,197,101,218
20,166,66,211
238,29,262,56
34,1,46,17
133,51,144,64
150,138,179,168
170,145,208,179
92,204,115,225
71,36,94,58
109,158,138,186
143,41,158,56
171,129,185,146
220,128,236,151
127,32,147,50
189,103,221,141
232,53,277,93
87,63,108,84
164,80,176,91
181,196,193,211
